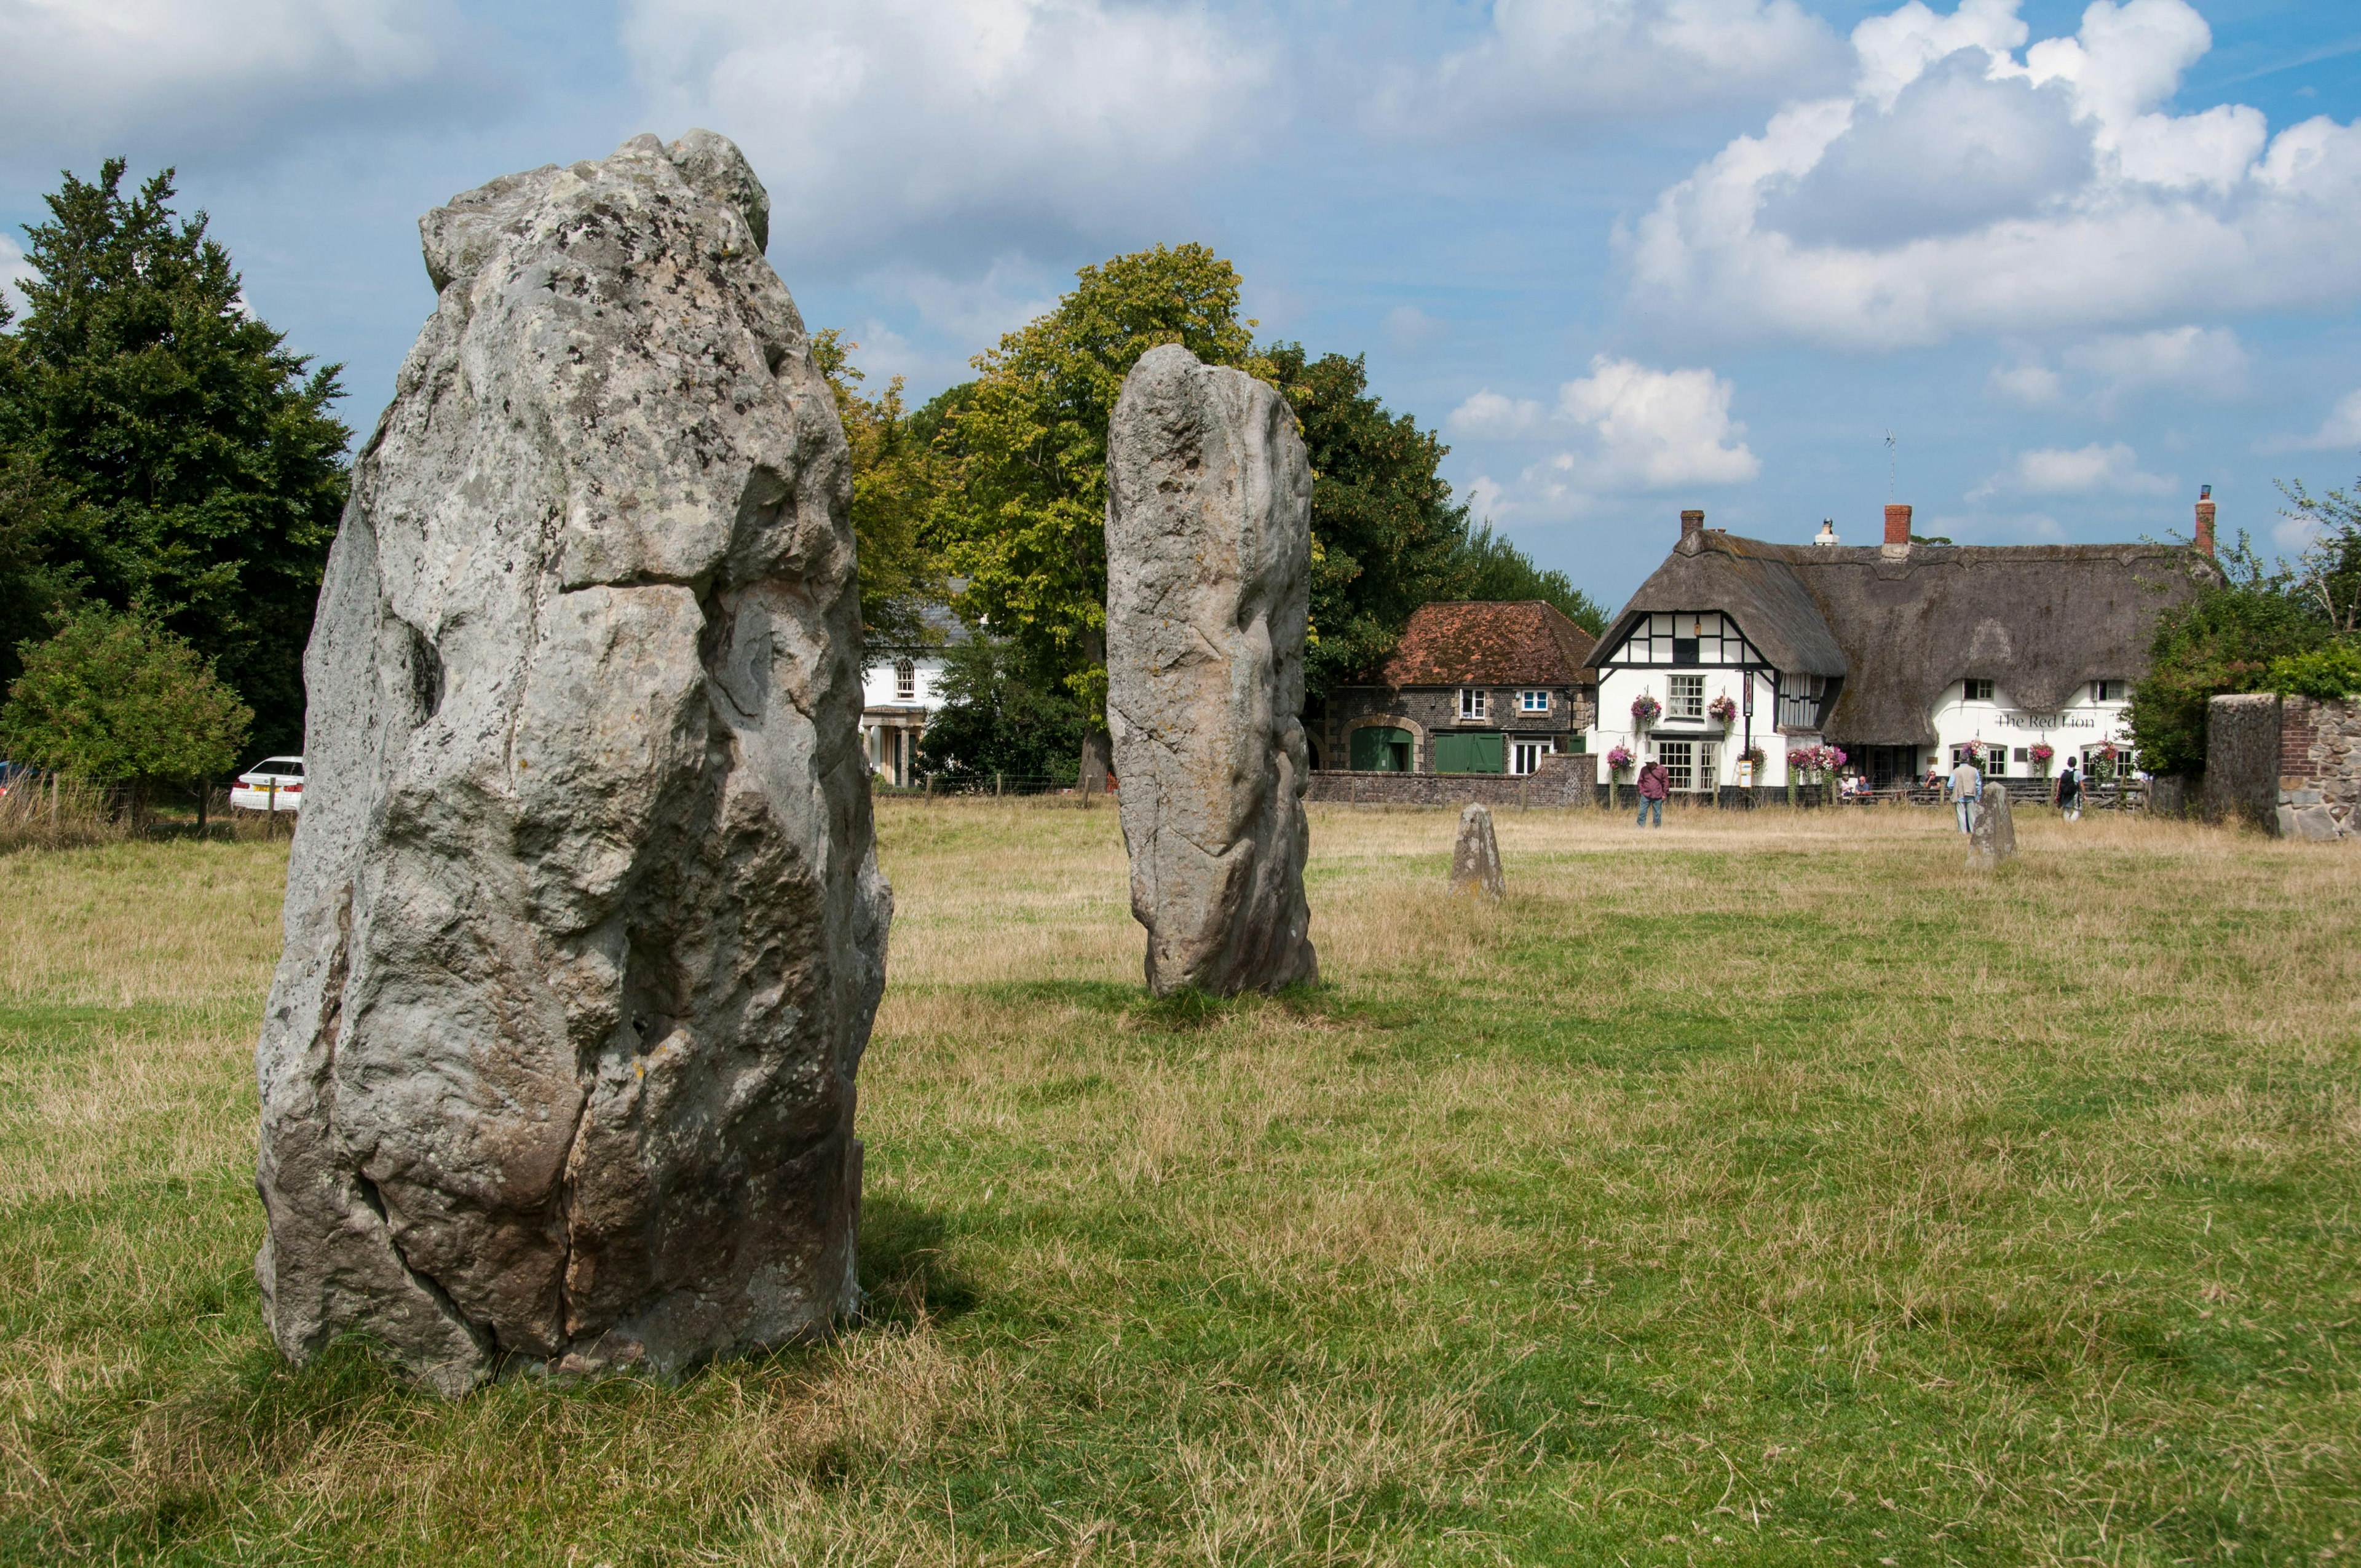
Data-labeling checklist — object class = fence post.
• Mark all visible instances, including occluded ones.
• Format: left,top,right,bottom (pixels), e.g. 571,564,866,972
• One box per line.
995,771,1003,799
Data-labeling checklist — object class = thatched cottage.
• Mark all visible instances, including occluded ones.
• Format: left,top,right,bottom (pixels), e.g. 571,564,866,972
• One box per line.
1588,500,2222,793
1314,601,1598,775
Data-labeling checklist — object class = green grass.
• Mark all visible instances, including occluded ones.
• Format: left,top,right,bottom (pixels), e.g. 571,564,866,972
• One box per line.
1,802,2356,1564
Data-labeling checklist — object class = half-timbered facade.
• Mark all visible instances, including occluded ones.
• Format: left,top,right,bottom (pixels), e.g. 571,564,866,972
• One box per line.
1589,502,2221,793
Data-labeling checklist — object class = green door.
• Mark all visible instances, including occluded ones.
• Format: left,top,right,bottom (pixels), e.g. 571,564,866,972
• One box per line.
1433,732,1506,774
1350,726,1414,771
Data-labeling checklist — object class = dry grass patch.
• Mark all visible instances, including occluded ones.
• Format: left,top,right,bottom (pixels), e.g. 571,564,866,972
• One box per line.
2,798,2357,1564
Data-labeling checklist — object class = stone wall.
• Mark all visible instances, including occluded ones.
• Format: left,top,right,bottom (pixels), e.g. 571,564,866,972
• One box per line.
1306,750,1596,807
2202,693,2282,827
2201,692,2361,836
1312,684,1591,774
2278,694,2361,833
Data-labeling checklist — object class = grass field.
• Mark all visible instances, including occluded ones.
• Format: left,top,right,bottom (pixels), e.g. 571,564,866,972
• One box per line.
2,799,2357,1565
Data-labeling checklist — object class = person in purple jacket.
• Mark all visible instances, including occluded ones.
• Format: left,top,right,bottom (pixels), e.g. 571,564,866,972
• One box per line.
1636,759,1669,828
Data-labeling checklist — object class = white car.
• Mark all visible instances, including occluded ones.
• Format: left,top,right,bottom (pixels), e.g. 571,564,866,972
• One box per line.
232,756,306,813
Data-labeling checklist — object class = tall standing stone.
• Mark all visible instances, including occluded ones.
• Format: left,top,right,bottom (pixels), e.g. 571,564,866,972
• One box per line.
1450,803,1506,901
253,133,891,1393
1968,785,2017,868
1105,344,1316,996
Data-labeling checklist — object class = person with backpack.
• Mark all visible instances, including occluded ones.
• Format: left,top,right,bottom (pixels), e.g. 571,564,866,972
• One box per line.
2055,757,2082,822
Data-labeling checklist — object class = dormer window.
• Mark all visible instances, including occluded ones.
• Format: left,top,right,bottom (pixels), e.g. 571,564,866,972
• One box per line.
2092,679,2124,702
895,659,916,700
1964,678,1995,702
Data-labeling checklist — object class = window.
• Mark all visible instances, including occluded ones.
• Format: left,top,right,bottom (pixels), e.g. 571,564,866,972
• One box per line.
1657,739,1694,793
1457,688,1488,720
1669,674,1705,721
1510,739,1554,775
1777,674,1825,729
2092,679,2124,702
1964,678,1995,702
894,659,916,700
1519,689,1550,713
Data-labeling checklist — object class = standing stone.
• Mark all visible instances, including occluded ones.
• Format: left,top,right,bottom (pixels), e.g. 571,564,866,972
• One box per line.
253,133,890,1395
1105,344,1316,997
1450,803,1506,901
1967,785,2017,869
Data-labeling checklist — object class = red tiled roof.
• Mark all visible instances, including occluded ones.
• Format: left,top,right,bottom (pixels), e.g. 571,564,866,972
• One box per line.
1372,601,1599,687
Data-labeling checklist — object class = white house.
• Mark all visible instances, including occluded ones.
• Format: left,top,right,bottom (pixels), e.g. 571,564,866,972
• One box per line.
860,647,951,786
1587,499,2221,794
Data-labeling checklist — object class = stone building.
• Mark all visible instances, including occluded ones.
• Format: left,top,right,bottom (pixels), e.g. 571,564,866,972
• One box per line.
2202,692,2360,838
1589,500,2221,795
1313,601,1598,775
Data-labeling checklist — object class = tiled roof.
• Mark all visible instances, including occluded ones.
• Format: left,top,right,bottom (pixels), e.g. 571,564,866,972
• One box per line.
1372,601,1599,687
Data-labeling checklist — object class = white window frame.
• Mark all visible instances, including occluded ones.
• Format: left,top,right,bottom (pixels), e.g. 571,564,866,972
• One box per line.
1518,689,1549,713
1509,739,1554,775
1457,688,1488,721
1964,678,1995,702
2092,679,2124,702
1668,673,1706,721
895,658,916,701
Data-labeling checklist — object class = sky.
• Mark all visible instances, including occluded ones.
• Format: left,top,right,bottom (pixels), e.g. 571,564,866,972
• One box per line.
2,0,2357,606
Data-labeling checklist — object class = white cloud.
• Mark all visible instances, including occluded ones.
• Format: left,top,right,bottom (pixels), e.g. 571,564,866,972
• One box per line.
622,0,1277,268
1383,305,1446,355
1558,356,1761,488
1372,0,1845,135
0,234,29,319
1452,357,1758,499
0,0,446,151
2260,389,2361,455
1987,357,2064,406
1627,0,2361,349
2063,325,2247,400
1446,389,1546,439
1972,441,2175,498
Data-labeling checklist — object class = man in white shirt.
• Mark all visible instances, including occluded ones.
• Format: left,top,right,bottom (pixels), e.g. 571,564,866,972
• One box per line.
1947,758,1981,834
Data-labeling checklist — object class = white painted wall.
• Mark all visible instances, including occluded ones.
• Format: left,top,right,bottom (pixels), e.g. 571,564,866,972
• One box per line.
1591,666,1792,790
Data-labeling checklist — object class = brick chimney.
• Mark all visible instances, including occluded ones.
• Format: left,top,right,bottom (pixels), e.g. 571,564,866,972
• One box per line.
1884,503,1912,545
2194,484,2216,556
1680,508,1704,541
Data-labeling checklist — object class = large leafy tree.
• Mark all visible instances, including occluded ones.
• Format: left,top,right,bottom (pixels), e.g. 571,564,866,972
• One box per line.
1268,343,1606,704
2127,536,2328,777
811,330,949,651
4,160,349,755
932,243,1265,789
912,634,1088,788
1,604,251,820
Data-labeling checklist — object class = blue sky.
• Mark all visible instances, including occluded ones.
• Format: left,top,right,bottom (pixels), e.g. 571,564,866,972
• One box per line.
3,0,2357,604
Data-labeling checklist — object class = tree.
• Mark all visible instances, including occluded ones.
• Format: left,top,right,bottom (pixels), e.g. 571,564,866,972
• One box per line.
932,244,1265,790
4,160,350,754
811,330,948,650
1265,344,1474,703
2277,475,2361,638
912,635,1087,788
1439,521,1608,635
0,604,252,821
2126,536,2324,777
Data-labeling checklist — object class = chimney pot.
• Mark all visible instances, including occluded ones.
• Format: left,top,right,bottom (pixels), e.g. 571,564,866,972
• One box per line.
2194,487,2216,556
1680,509,1704,539
1884,503,1912,546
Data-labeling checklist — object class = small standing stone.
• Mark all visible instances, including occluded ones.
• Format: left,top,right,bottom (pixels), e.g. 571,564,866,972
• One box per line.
1967,785,2017,868
1450,803,1505,901
1104,344,1317,997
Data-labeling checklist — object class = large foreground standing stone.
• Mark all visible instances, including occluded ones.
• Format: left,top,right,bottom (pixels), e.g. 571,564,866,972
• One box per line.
1450,804,1505,901
1968,786,2017,869
255,132,890,1394
1105,344,1316,996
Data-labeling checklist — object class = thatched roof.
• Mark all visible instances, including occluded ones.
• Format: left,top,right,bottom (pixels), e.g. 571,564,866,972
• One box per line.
1372,601,1598,687
1598,530,2217,745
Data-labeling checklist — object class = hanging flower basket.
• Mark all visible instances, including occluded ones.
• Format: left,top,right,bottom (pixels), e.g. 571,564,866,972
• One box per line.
1630,692,1661,727
1707,693,1738,728
1606,745,1636,775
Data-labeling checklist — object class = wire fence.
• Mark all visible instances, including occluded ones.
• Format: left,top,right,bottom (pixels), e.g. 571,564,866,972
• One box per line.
871,772,1098,800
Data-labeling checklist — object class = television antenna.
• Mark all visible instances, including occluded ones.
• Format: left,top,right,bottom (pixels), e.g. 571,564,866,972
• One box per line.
1884,431,1897,502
